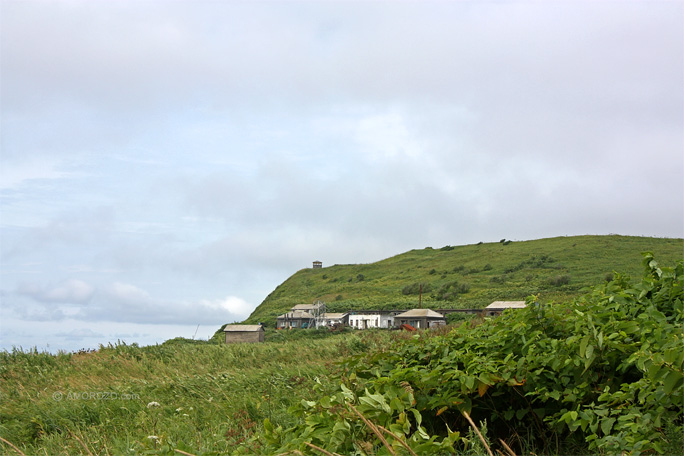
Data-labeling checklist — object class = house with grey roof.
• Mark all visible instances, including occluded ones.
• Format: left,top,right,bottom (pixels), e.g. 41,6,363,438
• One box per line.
394,309,446,329
276,309,315,329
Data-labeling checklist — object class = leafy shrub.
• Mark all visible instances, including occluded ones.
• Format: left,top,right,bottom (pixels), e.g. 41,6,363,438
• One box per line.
401,282,431,295
505,255,558,274
256,254,684,455
445,313,477,325
549,274,571,286
483,263,493,271
433,281,471,300
457,283,471,293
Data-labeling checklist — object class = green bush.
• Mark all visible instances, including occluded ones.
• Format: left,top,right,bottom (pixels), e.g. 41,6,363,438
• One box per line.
402,282,431,295
256,254,684,455
549,274,571,286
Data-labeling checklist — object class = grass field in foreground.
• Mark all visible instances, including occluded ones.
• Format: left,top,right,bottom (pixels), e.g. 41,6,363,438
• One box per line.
0,329,392,455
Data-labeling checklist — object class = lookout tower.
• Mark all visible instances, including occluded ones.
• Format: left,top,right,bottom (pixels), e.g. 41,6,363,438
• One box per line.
312,260,322,269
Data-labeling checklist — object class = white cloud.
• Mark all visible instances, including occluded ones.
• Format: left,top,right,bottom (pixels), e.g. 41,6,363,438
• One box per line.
17,279,94,304
0,0,681,352
197,296,252,321
55,328,104,341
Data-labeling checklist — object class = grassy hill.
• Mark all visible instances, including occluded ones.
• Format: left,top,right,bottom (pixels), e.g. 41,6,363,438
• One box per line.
244,235,683,326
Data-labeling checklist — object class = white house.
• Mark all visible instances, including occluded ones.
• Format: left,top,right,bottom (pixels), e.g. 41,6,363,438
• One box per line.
394,309,446,329
348,311,396,329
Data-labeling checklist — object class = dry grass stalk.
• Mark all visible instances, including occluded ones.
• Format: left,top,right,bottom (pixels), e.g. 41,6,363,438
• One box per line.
461,410,494,456
174,449,197,456
347,403,397,456
69,431,94,456
498,438,517,456
303,441,343,456
0,436,27,456
376,425,418,456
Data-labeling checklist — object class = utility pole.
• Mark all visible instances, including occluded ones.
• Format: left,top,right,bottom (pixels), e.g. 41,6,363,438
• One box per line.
419,283,422,309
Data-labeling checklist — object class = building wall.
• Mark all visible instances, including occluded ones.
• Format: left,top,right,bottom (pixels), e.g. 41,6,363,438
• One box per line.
225,331,264,343
396,318,446,329
349,314,394,329
317,318,347,328
277,318,314,329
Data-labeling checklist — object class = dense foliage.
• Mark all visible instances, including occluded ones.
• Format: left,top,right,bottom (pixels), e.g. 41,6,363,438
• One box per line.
256,254,683,455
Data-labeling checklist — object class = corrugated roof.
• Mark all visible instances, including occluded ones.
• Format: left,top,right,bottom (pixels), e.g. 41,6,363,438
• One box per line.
323,313,348,319
277,310,313,319
395,309,445,318
292,303,322,311
485,301,526,309
223,325,263,332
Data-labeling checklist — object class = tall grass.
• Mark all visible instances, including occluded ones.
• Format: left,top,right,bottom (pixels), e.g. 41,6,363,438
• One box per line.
0,330,393,455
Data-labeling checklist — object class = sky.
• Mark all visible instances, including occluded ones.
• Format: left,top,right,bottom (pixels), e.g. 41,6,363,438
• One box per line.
1,0,682,353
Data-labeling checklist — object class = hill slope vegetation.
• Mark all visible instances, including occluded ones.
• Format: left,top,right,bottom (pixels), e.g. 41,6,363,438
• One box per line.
255,253,684,455
244,235,683,326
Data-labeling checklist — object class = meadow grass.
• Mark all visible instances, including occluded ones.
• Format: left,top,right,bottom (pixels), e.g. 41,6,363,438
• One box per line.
0,329,393,455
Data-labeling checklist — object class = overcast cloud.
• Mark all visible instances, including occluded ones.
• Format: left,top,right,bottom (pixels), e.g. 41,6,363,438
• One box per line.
1,1,682,352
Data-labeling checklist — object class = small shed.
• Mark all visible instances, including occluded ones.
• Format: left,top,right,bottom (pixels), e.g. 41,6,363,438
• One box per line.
394,309,446,329
223,325,264,343
313,261,323,269
485,301,527,316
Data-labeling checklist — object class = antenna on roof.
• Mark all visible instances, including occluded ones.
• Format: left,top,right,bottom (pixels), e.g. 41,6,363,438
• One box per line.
419,284,422,309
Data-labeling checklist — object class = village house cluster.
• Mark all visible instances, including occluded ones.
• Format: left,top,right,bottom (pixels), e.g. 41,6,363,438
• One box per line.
275,302,452,330
222,300,526,343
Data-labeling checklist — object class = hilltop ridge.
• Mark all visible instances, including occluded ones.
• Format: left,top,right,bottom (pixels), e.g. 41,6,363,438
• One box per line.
243,235,683,326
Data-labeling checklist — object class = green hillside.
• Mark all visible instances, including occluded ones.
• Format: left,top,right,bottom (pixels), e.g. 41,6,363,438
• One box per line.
245,235,683,326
